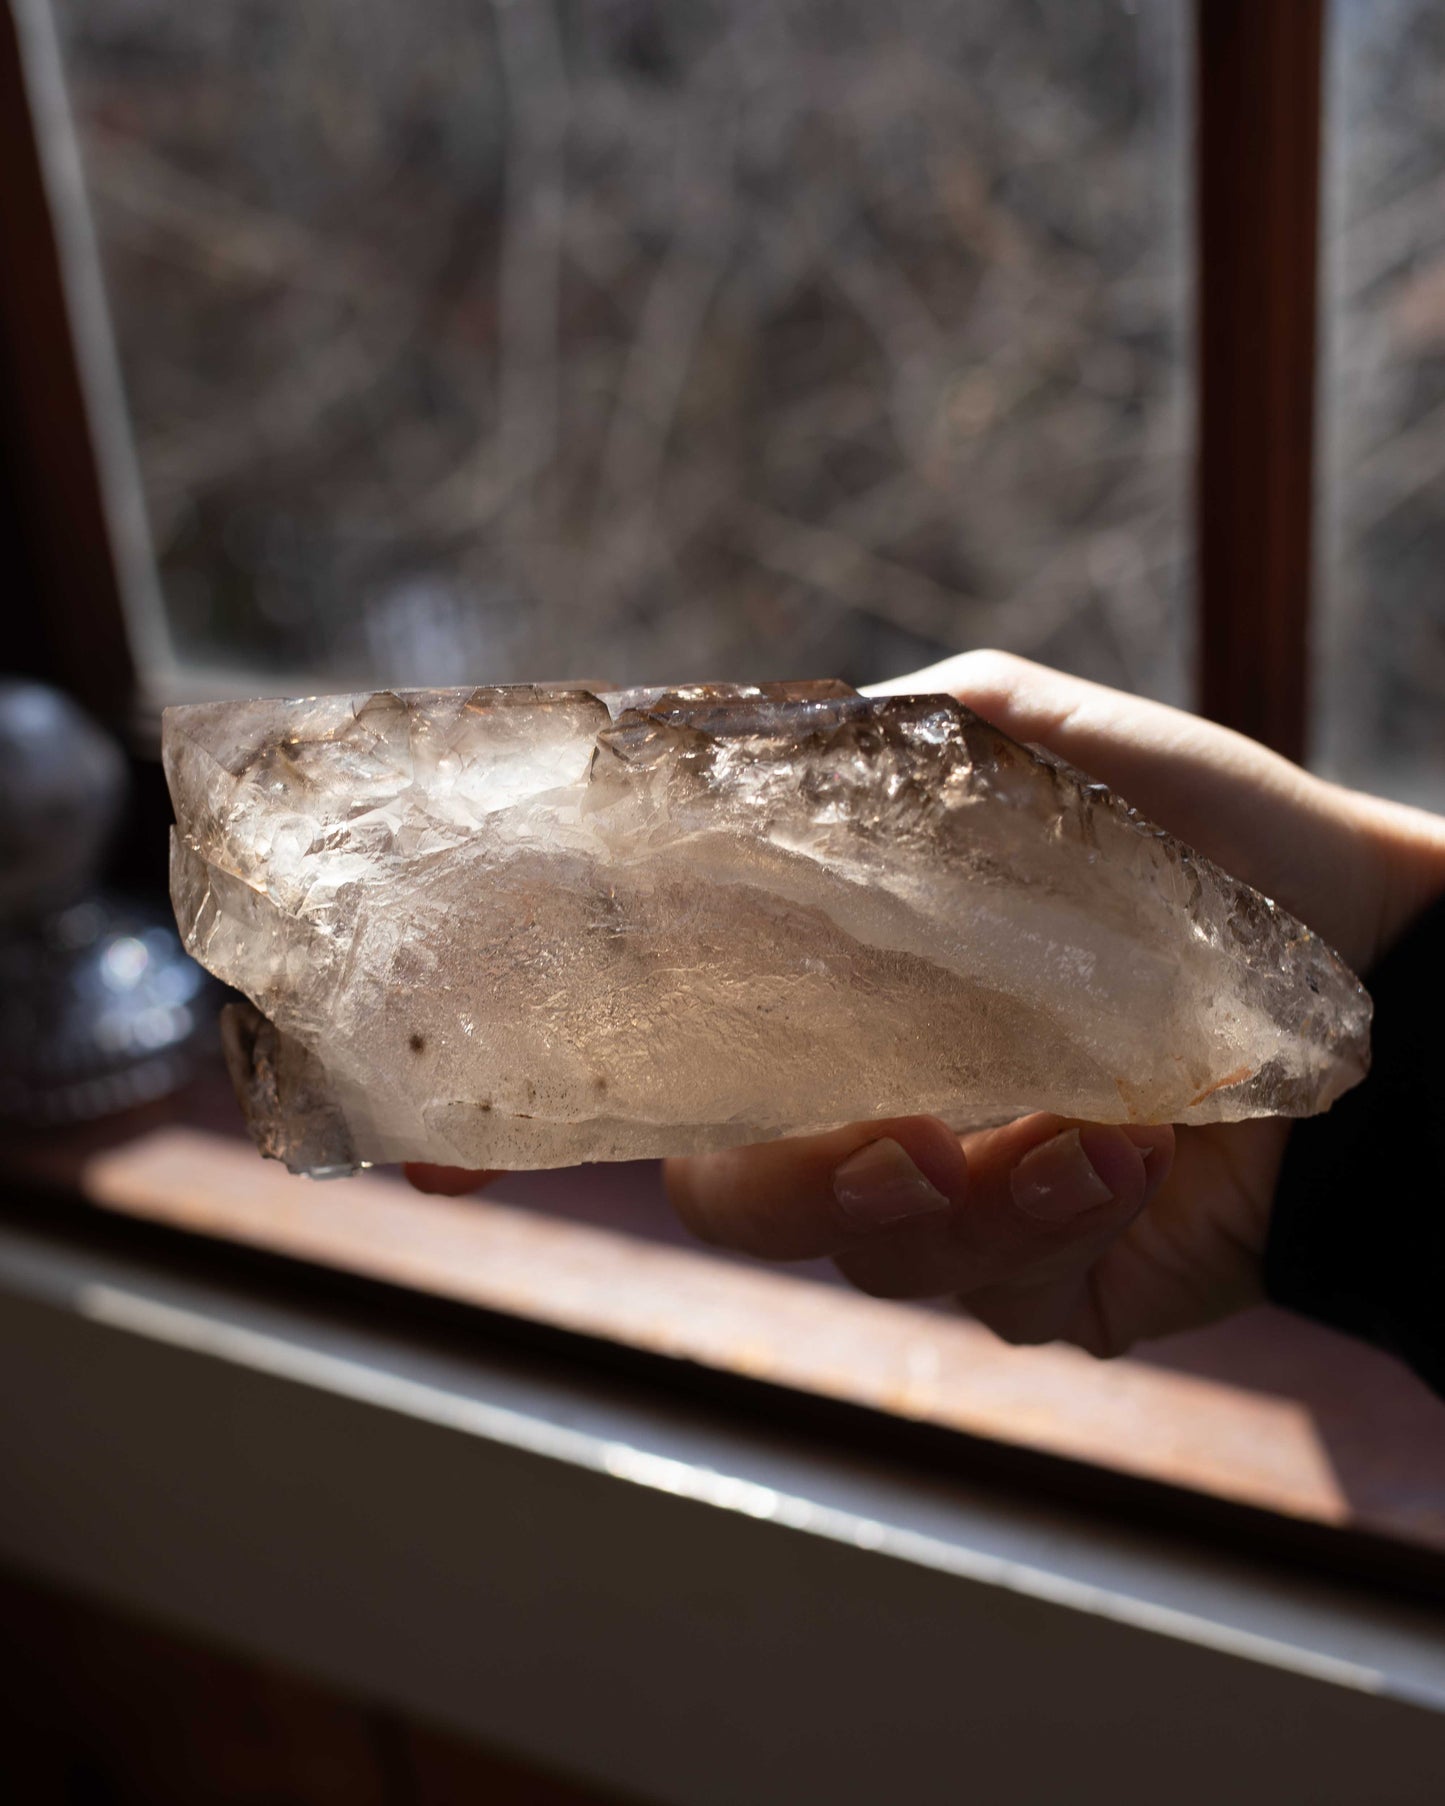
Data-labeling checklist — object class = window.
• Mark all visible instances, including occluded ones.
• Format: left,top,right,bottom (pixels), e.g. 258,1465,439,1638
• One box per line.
5,0,1444,1582
54,0,1188,703
1320,0,1445,807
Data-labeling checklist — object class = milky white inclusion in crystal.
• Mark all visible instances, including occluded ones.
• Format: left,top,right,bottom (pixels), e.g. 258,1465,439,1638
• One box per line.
163,681,1370,1176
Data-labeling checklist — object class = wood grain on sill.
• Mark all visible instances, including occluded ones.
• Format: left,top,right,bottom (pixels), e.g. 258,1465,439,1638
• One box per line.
10,1120,1444,1562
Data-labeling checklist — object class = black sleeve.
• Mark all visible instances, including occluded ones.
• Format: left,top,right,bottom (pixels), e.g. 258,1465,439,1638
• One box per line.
1263,888,1445,1397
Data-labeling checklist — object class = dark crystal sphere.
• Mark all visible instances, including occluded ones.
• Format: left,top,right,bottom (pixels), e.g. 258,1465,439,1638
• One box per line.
0,679,220,1123
0,895,218,1125
0,679,127,925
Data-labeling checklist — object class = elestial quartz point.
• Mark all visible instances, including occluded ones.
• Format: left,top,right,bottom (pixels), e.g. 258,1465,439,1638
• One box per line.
164,682,1371,1176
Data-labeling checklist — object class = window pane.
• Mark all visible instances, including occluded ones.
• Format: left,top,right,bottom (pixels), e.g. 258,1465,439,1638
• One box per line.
57,0,1188,698
1321,0,1445,807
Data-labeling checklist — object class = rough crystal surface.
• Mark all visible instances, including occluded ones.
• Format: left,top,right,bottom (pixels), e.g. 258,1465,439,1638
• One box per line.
164,682,1371,1175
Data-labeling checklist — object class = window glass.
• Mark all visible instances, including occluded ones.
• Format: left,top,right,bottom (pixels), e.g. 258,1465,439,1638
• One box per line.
1320,0,1445,807
57,0,1188,699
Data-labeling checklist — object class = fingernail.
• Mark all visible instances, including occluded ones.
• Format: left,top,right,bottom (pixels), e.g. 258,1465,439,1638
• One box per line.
1010,1128,1115,1222
1121,1124,1172,1178
833,1138,952,1229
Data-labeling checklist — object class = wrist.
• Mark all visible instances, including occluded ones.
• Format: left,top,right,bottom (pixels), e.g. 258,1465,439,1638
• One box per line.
1336,784,1445,972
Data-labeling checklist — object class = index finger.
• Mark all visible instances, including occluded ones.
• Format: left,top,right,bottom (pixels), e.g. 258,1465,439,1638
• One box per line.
871,650,1374,963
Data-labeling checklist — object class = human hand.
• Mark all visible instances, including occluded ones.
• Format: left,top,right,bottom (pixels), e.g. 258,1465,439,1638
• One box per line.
412,653,1445,1355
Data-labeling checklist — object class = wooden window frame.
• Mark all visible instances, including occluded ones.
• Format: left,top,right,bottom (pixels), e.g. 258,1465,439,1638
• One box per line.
1195,0,1325,764
0,0,135,721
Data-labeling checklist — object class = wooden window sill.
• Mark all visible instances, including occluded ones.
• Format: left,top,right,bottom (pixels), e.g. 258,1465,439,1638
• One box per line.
5,1072,1444,1595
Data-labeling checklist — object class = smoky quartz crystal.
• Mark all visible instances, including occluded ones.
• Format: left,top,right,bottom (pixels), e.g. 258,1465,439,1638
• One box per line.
164,681,1370,1175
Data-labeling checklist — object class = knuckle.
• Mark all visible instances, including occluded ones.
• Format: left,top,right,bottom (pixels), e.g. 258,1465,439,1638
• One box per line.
833,1252,918,1301
954,647,1035,691
1069,1321,1134,1362
663,1163,728,1246
683,1209,730,1250
966,1298,1052,1348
